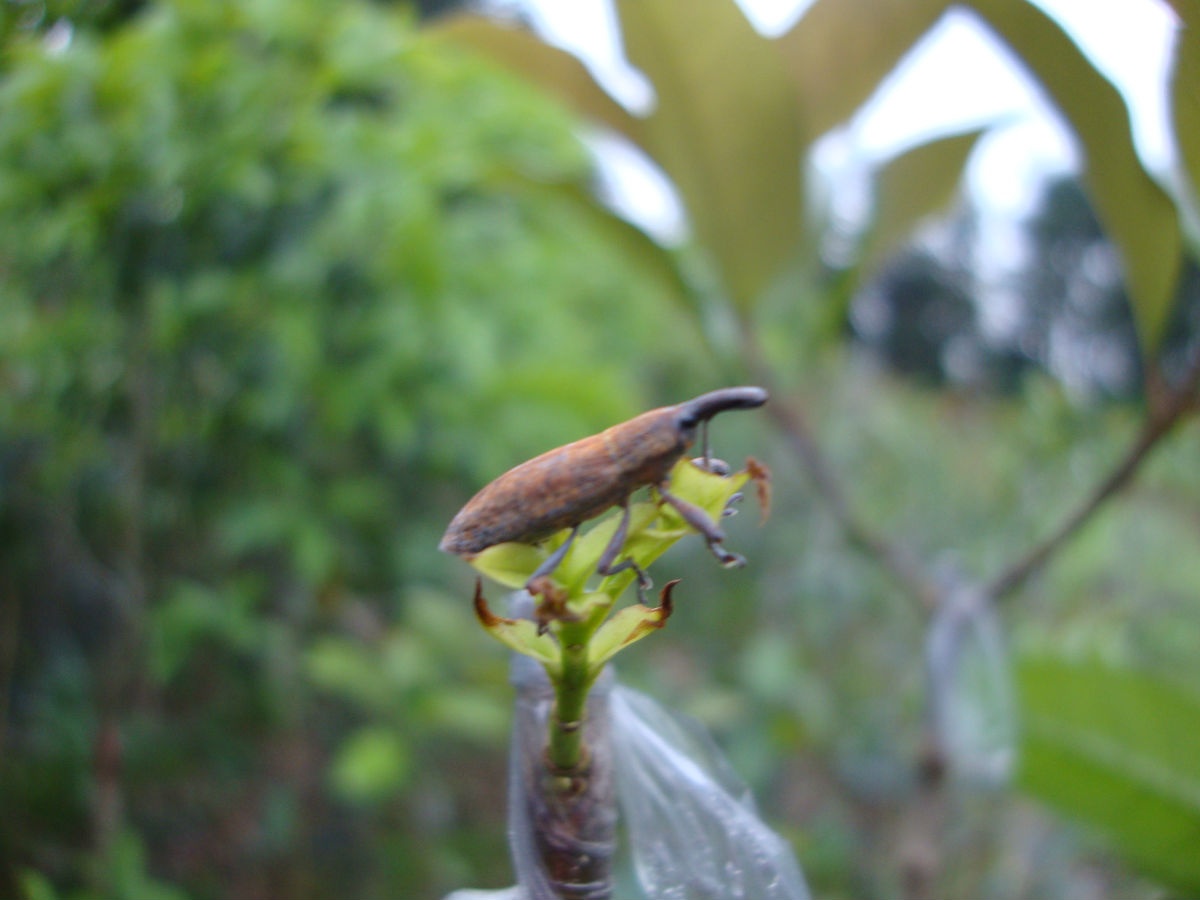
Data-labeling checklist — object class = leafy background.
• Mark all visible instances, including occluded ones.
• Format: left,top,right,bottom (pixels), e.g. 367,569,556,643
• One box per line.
1,0,1198,898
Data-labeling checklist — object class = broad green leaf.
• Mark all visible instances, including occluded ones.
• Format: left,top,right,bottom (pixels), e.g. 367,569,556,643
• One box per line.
1170,20,1200,215
426,14,640,140
968,0,1183,352
861,128,987,280
777,0,952,140
1163,0,1200,27
486,169,699,320
1017,655,1200,893
615,0,805,312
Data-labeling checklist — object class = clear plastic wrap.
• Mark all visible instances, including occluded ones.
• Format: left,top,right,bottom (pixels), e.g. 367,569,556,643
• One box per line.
452,591,808,900
508,654,618,900
926,582,1016,785
504,658,808,899
609,684,810,900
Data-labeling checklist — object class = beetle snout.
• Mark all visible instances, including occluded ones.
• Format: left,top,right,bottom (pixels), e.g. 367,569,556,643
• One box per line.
676,386,768,428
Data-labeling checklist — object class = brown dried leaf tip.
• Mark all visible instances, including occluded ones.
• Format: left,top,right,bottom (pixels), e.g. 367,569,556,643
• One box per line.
473,578,513,628
656,579,680,620
528,576,577,634
745,456,772,523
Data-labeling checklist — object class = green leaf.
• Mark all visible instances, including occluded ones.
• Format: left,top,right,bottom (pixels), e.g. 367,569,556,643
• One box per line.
1163,0,1200,27
663,455,756,524
422,690,511,744
603,461,757,597
777,0,952,140
968,0,1183,352
556,501,660,592
615,0,805,311
588,595,673,675
485,168,700,321
426,14,640,140
472,593,562,671
465,459,757,597
468,539,555,590
149,580,263,684
860,128,987,281
97,831,190,900
1170,20,1200,215
307,636,394,712
19,870,59,900
465,457,760,669
1017,655,1200,893
330,727,412,802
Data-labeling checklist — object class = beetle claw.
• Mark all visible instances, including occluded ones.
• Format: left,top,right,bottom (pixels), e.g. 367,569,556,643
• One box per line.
712,545,746,568
691,455,732,476
630,559,653,605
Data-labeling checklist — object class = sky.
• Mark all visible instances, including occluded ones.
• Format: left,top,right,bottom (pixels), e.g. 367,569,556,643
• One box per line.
515,0,1180,243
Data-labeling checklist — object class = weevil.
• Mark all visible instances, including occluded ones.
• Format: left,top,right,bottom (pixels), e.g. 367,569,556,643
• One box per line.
439,386,768,597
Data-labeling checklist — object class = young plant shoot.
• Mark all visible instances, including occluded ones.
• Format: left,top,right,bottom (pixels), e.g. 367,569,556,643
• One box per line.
440,388,772,899
465,450,770,767
442,388,769,761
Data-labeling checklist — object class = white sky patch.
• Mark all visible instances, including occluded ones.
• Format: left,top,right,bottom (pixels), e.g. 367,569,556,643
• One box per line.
814,8,1076,235
1034,0,1177,171
517,0,653,112
735,0,813,36
587,132,687,243
516,0,1179,247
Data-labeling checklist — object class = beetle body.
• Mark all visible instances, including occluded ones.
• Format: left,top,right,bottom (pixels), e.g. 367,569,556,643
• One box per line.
439,386,767,557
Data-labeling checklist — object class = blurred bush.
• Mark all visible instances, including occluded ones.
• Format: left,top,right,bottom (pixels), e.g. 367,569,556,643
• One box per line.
0,1,699,896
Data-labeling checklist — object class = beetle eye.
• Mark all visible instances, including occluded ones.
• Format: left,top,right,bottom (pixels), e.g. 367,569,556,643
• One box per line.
676,417,699,443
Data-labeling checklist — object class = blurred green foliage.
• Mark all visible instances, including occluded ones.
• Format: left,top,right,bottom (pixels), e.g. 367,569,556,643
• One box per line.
1,0,1198,899
0,0,698,896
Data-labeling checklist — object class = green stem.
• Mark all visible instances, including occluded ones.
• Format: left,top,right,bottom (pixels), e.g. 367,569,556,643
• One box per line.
548,624,591,772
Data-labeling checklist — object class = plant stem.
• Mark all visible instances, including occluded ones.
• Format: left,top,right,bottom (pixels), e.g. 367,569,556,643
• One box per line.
511,653,617,899
549,624,592,772
987,354,1200,600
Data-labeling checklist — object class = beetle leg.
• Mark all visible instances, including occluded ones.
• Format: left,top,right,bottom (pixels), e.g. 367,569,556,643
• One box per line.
657,486,725,542
599,556,652,604
525,526,578,595
658,485,746,568
596,500,653,602
595,500,631,575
